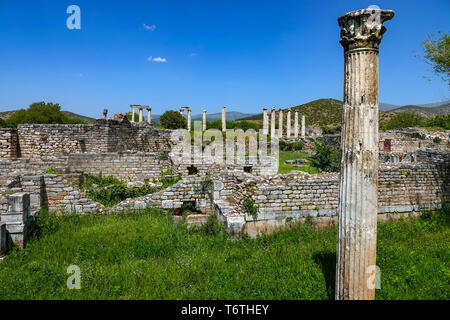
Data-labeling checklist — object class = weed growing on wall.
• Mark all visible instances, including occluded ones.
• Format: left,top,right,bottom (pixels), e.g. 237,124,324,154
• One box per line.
81,172,181,207
243,196,259,220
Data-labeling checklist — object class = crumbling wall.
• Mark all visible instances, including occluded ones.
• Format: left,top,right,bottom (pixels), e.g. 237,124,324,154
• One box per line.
0,128,19,159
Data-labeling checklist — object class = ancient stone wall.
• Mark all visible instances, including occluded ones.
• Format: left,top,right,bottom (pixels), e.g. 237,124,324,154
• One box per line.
64,153,171,182
218,152,449,236
16,119,172,160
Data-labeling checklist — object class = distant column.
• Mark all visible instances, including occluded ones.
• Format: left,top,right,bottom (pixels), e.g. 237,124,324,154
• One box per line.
270,107,276,136
103,109,108,119
294,111,299,138
146,106,152,124
262,108,268,135
301,115,306,138
278,109,283,138
286,108,291,138
222,106,226,132
336,8,394,300
138,106,144,122
130,105,136,123
187,107,192,131
202,110,207,131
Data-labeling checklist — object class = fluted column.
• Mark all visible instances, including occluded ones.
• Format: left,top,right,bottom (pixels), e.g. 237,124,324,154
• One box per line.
130,105,136,123
336,8,394,300
286,108,291,138
138,106,143,122
187,107,192,131
294,111,299,138
222,106,226,132
262,108,268,135
278,109,283,138
301,115,306,138
270,107,276,136
202,110,207,131
146,106,152,124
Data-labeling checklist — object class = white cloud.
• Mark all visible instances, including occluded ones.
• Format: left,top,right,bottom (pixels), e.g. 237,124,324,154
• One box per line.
143,24,156,31
147,56,167,63
188,53,197,57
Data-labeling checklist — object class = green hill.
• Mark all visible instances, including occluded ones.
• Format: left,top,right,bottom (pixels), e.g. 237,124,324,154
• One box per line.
61,111,96,124
239,98,343,127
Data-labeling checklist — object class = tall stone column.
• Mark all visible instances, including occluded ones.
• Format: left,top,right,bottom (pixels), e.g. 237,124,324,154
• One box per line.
187,107,192,131
270,107,276,136
202,110,207,131
130,105,136,123
146,106,152,124
138,106,144,122
336,8,394,300
301,115,306,138
286,108,291,138
222,106,226,132
278,109,283,138
294,111,299,138
262,108,268,135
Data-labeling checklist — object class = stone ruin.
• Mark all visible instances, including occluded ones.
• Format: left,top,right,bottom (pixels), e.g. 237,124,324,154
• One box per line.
0,105,447,255
0,13,449,263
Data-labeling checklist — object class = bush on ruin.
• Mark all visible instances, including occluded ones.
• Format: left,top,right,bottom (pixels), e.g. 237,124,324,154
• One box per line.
309,140,341,172
160,110,187,129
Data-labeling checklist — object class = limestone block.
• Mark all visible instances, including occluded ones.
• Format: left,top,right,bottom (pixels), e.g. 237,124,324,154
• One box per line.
161,200,173,209
7,192,30,213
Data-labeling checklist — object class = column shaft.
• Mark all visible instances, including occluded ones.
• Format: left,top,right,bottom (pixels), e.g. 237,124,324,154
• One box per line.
294,111,299,138
278,109,283,138
336,8,394,300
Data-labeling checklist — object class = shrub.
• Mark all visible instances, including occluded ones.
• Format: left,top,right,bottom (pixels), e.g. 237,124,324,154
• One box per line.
243,196,259,220
309,140,341,172
425,115,450,130
291,141,304,151
381,112,424,130
158,151,169,161
160,110,186,129
433,137,442,143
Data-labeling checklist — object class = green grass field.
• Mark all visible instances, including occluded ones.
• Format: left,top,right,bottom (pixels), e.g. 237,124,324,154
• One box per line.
278,151,320,174
0,205,448,300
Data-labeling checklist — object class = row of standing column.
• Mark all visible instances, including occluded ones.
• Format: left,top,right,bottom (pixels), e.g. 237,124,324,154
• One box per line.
130,105,152,124
263,107,305,138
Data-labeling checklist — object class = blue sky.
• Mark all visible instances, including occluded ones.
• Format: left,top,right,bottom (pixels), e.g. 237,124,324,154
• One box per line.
0,0,449,117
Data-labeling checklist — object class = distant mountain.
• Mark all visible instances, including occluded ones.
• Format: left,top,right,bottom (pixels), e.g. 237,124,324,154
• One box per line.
389,104,450,118
418,100,450,108
379,103,399,111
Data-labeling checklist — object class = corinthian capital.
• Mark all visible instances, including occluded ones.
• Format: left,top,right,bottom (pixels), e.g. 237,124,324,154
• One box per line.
338,8,394,52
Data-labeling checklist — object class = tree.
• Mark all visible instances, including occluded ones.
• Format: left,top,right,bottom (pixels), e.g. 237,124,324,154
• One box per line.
126,112,139,122
4,102,85,128
159,110,186,129
421,31,449,84
309,140,341,172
